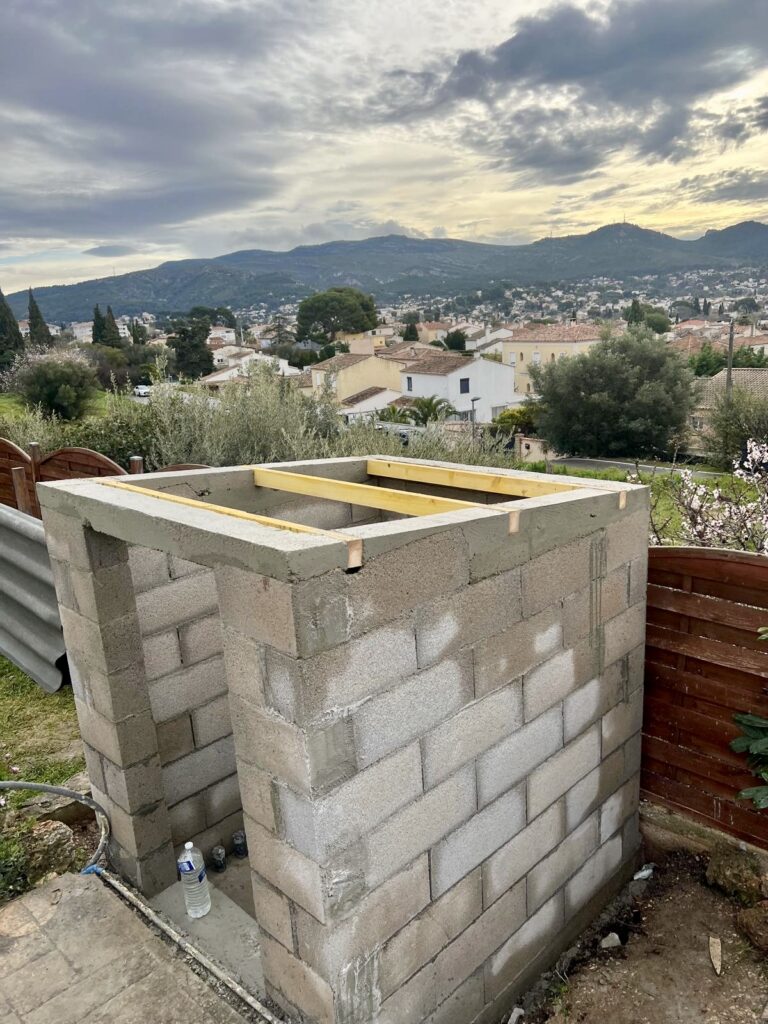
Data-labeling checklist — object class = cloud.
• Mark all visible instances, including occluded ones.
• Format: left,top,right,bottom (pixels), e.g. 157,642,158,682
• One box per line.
83,245,144,257
677,169,768,204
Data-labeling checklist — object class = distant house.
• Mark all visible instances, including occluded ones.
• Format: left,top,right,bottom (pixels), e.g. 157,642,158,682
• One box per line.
340,386,401,421
688,367,768,456
399,353,519,423
199,352,299,389
213,345,256,368
501,322,605,394
71,321,94,344
416,321,450,345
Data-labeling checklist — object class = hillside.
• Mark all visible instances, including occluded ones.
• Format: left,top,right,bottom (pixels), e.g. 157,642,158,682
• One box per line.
8,221,768,322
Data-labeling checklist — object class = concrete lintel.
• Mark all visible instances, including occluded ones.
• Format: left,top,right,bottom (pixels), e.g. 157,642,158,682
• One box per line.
37,478,353,581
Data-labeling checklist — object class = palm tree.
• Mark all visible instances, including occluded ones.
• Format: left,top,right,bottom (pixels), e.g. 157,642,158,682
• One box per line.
378,404,412,424
408,396,456,426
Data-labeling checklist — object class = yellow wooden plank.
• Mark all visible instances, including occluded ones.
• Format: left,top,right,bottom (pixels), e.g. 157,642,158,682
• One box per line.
366,458,583,499
98,479,363,568
251,467,481,517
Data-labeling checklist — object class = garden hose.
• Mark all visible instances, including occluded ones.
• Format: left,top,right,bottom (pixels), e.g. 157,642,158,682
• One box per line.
0,780,110,867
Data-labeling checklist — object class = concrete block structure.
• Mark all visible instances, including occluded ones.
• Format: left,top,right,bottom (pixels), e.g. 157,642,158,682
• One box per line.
38,456,648,1024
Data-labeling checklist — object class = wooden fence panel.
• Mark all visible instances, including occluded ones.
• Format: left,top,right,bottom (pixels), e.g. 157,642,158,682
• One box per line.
643,546,768,849
0,439,35,513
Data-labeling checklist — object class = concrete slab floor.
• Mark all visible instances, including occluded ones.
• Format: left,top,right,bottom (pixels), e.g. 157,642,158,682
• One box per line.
0,873,263,1024
151,860,264,997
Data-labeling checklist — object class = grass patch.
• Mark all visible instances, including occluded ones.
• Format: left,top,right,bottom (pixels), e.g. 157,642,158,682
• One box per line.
0,393,26,419
0,656,84,810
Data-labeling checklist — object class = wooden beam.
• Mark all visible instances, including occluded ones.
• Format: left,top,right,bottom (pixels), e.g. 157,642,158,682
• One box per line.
98,479,363,569
366,459,583,499
251,467,482,517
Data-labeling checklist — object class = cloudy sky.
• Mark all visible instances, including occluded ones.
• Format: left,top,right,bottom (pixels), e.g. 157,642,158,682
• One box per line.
3,0,768,291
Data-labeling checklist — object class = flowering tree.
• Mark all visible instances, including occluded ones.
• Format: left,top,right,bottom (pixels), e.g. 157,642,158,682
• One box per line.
649,439,768,552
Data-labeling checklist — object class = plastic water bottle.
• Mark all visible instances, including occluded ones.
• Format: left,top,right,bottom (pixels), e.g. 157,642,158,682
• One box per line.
177,842,211,919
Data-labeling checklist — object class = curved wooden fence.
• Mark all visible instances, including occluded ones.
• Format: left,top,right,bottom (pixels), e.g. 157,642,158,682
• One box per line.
0,438,210,519
643,546,768,849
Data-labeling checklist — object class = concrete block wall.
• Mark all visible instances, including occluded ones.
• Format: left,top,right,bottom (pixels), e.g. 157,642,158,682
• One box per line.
38,459,649,1024
212,485,649,1024
128,546,242,854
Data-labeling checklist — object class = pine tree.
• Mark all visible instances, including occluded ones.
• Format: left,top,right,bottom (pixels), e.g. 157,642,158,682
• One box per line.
28,289,53,347
702,298,711,316
718,302,725,316
0,287,24,372
693,296,701,314
627,298,644,325
92,305,107,345
402,322,419,341
103,306,123,347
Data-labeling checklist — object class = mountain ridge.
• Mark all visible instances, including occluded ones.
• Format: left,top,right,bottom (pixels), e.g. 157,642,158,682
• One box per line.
7,220,768,322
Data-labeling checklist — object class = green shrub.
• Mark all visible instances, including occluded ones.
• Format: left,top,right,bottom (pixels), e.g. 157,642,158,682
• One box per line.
13,353,98,420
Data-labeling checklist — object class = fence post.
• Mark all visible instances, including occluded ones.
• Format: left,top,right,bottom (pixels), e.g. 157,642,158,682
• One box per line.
129,456,144,474
11,466,32,516
28,442,42,483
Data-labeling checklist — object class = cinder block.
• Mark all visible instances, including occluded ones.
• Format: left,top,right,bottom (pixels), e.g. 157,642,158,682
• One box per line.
623,730,643,779
67,657,151,722
204,773,242,826
191,694,232,749
155,714,194,765
59,605,143,678
187,809,244,858
474,605,562,698
423,973,484,1024
422,684,523,790
128,546,170,593
345,528,470,639
379,870,482,999
527,814,599,913
352,653,474,768
252,872,294,950
102,755,163,815
68,562,136,625
260,931,335,1024
238,760,277,832
142,628,182,682
298,619,418,722
601,687,643,757
179,613,223,666
477,706,563,808
42,510,127,571
296,857,431,980
462,509,531,582
168,792,207,843
280,744,423,863
264,647,300,720
485,892,564,1001
565,834,623,915
147,654,228,723
528,725,601,820
521,536,594,618
74,699,158,768
290,573,350,658
374,880,526,1024
523,640,599,723
605,510,649,574
161,734,236,804
221,625,267,708
603,603,646,667
363,765,476,889
90,783,170,859
523,491,620,557
562,566,629,647
600,775,640,843
244,816,326,922
49,556,76,611
415,569,521,669
82,741,106,793
431,785,526,898
229,694,311,795
627,643,645,693
136,571,218,636
483,800,565,908
623,810,641,858
628,553,648,607
215,565,297,656
564,748,624,833
563,660,625,743
109,837,177,897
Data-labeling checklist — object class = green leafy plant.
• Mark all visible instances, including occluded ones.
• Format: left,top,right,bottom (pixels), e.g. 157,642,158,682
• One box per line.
730,712,768,809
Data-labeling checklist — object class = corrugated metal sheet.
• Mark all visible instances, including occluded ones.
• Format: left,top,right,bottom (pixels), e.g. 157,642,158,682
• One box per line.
0,502,68,692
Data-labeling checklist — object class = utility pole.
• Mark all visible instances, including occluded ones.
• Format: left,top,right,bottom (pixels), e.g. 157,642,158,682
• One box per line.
726,318,734,399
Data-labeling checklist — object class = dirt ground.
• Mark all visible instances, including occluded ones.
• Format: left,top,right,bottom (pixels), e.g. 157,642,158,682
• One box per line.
542,856,767,1024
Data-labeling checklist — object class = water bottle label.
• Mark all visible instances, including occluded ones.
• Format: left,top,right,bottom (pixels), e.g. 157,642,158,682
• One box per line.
198,867,207,883
179,860,195,873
